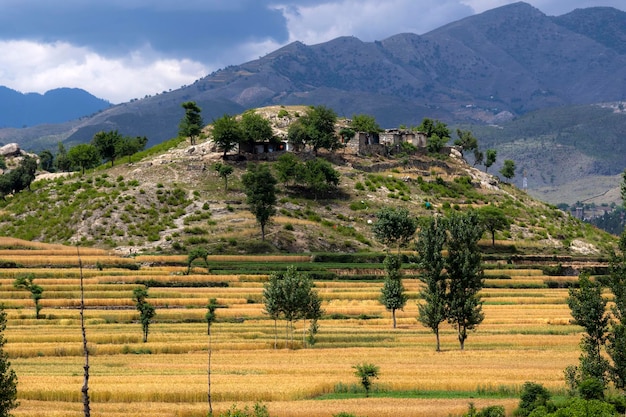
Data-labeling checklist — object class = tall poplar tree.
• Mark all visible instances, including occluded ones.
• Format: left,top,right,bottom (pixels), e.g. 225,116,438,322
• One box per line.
416,216,448,351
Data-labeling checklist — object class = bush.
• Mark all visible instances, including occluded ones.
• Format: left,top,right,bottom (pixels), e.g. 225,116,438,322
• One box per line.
219,403,270,417
516,382,552,417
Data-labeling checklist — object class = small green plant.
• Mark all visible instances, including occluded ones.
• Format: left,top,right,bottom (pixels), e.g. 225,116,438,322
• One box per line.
352,362,379,397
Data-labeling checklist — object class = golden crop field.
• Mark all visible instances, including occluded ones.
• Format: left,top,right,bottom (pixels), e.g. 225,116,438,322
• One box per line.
0,239,587,417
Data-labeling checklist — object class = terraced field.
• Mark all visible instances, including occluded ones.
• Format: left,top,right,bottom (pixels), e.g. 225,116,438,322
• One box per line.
0,238,589,417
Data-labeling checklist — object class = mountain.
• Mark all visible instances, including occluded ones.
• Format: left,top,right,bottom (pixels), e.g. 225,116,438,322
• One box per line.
0,2,625,205
0,86,111,128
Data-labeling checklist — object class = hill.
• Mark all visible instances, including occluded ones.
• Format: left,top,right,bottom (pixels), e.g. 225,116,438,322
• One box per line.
0,86,110,128
0,106,615,257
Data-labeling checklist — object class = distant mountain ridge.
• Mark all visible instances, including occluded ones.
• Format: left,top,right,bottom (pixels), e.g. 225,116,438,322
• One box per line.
0,86,110,129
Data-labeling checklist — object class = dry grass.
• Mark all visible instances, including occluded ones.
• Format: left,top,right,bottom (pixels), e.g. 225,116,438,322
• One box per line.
0,248,590,416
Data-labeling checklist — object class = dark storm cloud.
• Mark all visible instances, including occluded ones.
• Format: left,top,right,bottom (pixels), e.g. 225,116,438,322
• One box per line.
0,1,289,61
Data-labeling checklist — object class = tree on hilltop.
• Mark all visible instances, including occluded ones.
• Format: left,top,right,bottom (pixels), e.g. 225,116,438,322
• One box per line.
179,101,204,145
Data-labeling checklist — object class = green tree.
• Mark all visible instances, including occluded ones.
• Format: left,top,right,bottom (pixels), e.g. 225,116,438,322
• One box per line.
274,153,301,186
485,149,497,172
500,159,516,181
516,382,552,417
206,298,218,416
0,307,18,417
263,266,320,349
446,211,484,350
55,142,72,172
416,216,448,351
300,158,340,199
607,233,626,389
38,149,54,172
379,254,407,329
179,101,204,145
240,110,275,151
286,121,309,152
417,118,450,140
350,114,381,133
454,129,478,157
68,144,100,175
116,136,148,163
132,287,156,343
213,162,234,191
211,114,241,157
477,205,510,247
352,363,379,397
92,130,123,167
242,163,277,241
14,273,43,319
567,274,610,390
186,247,209,275
299,105,340,154
473,149,484,167
372,207,417,252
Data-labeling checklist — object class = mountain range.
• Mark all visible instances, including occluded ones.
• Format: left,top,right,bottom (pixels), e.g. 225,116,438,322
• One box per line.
0,86,110,128
0,1,625,205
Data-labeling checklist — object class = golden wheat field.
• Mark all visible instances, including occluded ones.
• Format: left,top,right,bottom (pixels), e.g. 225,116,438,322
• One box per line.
0,238,586,417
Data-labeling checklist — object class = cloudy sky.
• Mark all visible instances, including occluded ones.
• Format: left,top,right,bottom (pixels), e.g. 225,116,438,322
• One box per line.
0,0,623,104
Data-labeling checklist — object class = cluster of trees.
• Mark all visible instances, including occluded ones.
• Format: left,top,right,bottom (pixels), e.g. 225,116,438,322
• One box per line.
212,110,276,157
39,131,148,175
263,266,323,349
274,153,340,198
0,156,37,200
416,211,485,351
287,105,342,154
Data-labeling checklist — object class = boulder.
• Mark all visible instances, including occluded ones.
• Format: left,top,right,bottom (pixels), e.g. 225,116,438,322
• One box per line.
0,143,21,157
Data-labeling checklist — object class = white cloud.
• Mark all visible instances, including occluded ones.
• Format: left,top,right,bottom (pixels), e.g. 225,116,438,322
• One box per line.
274,0,471,45
0,40,208,103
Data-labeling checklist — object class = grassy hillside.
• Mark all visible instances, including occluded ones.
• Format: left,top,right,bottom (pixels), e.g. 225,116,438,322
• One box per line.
0,106,617,257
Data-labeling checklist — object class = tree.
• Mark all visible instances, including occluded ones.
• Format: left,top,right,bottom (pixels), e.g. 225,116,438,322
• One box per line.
567,274,610,390
417,118,450,140
68,144,100,175
607,233,626,390
274,153,301,186
454,129,478,157
213,162,234,191
477,205,510,247
263,266,321,349
379,254,407,329
55,142,72,172
77,247,91,417
300,158,340,199
92,130,123,167
38,149,54,172
351,114,381,133
211,114,241,157
416,216,448,351
485,149,497,172
116,136,148,163
500,159,516,181
179,101,204,145
0,307,18,417
446,211,484,350
473,149,484,167
372,207,417,252
14,273,43,319
186,247,209,275
299,105,340,154
206,298,218,416
240,110,275,151
132,287,156,343
242,163,277,241
353,363,379,397
286,121,309,152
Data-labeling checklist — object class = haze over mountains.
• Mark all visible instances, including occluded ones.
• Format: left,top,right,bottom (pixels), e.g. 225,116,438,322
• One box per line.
0,1,625,204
